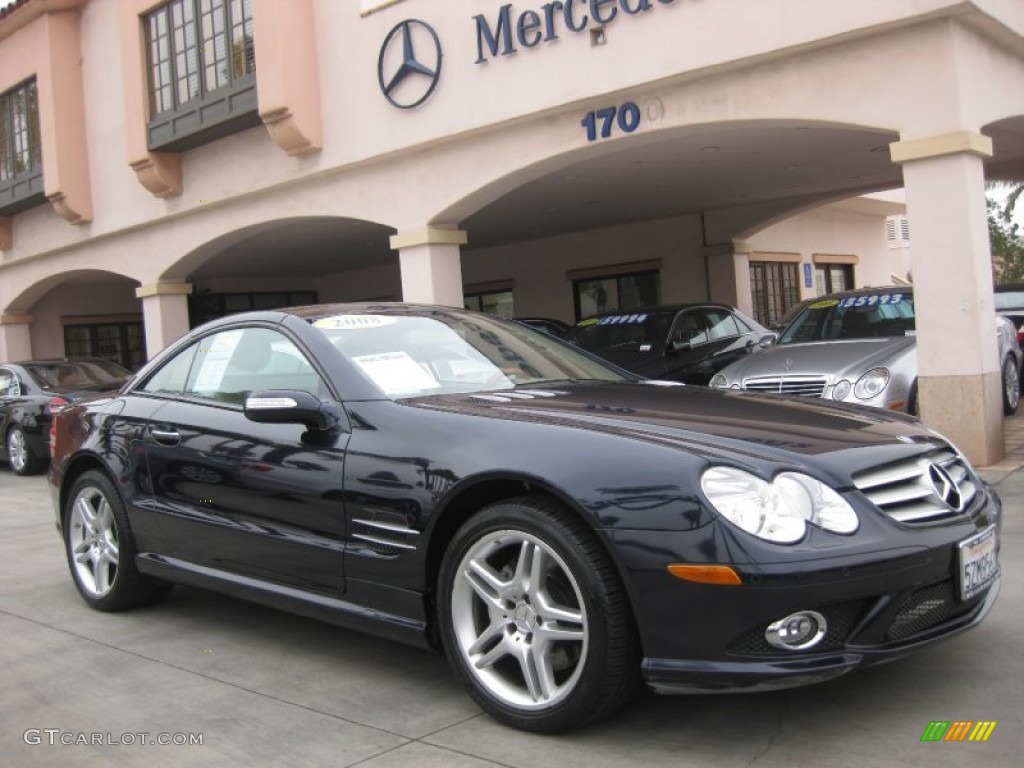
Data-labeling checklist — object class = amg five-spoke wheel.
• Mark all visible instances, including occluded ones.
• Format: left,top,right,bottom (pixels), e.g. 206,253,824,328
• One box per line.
63,470,171,611
6,426,42,476
450,530,588,710
68,484,120,598
1002,356,1020,415
439,496,639,732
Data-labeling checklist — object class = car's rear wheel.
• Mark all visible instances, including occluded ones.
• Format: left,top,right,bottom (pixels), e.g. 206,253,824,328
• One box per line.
438,496,640,732
64,470,171,611
6,426,42,476
1002,356,1020,415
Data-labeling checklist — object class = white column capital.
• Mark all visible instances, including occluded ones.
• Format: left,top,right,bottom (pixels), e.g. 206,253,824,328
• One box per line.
135,282,193,299
389,228,468,250
890,131,993,165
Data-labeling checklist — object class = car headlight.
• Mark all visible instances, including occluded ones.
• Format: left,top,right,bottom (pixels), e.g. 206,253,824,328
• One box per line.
853,368,889,400
709,373,728,389
700,467,859,543
832,379,852,400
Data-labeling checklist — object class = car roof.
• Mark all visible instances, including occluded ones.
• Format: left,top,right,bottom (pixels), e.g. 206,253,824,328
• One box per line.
579,303,739,319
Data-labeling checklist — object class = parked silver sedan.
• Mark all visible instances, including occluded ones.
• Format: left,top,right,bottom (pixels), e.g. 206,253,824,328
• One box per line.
710,288,1022,415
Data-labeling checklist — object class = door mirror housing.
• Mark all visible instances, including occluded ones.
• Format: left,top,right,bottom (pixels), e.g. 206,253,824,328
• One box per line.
244,390,341,431
670,340,692,353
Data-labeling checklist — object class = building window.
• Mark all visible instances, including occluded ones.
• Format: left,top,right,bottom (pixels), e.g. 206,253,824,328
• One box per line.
64,322,147,371
749,262,799,327
573,270,660,320
464,290,515,318
815,264,854,296
189,290,317,327
0,78,45,214
145,0,259,151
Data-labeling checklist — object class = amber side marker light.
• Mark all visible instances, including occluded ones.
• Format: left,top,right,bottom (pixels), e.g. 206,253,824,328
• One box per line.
667,564,742,585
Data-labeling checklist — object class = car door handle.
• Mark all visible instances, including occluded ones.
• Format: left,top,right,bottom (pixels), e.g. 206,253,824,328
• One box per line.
149,428,181,446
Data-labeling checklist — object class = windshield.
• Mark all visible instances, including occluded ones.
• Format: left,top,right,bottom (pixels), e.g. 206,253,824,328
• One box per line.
779,292,916,344
312,312,628,399
569,312,673,355
24,359,131,389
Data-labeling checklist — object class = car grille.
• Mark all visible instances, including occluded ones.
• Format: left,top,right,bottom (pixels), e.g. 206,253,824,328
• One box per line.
885,581,981,642
852,446,978,523
741,376,828,397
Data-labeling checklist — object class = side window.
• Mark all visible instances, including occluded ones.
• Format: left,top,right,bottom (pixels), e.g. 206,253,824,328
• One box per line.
185,327,324,405
140,342,198,395
706,309,741,340
671,311,709,346
0,369,19,397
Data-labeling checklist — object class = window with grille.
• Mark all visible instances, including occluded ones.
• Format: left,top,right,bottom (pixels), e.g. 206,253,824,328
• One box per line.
464,290,515,318
573,271,660,320
64,322,147,371
749,262,799,327
188,290,318,327
0,78,45,214
145,0,259,151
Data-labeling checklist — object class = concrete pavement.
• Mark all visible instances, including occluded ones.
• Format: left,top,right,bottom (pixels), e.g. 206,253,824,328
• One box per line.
1,433,1021,767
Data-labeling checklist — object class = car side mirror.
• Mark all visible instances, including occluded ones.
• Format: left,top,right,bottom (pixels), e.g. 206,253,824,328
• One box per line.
670,340,692,353
245,390,341,431
759,333,778,348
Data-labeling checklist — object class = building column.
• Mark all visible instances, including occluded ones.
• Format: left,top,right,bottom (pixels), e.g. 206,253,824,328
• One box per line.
703,240,753,316
891,130,1002,465
0,313,33,361
135,283,193,360
389,228,468,307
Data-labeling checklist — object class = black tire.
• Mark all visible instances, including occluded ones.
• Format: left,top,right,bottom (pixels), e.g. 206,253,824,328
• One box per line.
438,495,640,732
1002,356,1020,416
6,425,43,476
63,470,172,611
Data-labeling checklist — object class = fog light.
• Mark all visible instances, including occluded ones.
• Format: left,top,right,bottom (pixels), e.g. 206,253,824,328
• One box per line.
765,611,827,651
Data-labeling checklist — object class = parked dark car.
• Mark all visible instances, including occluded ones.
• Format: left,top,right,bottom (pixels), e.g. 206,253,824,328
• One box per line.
994,283,1024,344
513,317,572,339
1,358,131,475
569,304,776,385
50,305,1000,732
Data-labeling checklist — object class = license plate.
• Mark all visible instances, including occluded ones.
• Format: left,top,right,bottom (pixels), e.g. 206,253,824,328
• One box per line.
958,526,999,601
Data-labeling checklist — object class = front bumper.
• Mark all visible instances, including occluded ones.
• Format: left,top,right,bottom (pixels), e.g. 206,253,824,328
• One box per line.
642,578,999,693
605,485,1002,694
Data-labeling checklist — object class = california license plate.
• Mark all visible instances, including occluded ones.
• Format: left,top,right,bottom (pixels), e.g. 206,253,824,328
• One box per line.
958,526,999,601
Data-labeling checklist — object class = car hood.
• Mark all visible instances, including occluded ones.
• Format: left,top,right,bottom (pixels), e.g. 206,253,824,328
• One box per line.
720,337,916,380
411,381,937,462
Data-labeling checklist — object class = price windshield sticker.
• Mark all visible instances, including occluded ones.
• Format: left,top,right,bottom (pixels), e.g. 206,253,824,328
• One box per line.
839,293,904,308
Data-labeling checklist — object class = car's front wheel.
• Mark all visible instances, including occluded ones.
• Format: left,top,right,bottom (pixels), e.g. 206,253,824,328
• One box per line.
1002,356,1020,415
438,496,640,732
64,470,171,611
6,426,42,476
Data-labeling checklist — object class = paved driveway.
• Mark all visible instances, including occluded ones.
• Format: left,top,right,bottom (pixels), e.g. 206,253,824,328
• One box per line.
1,469,1020,767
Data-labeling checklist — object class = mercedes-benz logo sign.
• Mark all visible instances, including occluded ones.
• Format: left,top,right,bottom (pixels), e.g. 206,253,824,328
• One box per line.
378,20,442,109
928,463,964,512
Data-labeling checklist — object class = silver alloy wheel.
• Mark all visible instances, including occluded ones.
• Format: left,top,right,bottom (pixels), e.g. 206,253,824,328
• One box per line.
68,485,120,598
450,530,588,710
1004,358,1020,412
6,428,27,473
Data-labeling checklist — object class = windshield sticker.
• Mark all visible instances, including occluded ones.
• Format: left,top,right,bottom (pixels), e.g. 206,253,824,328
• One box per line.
313,315,397,330
352,351,438,396
597,314,648,325
809,299,840,309
839,293,904,309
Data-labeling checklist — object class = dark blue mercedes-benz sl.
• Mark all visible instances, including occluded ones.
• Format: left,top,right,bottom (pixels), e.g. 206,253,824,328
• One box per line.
48,304,1000,732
